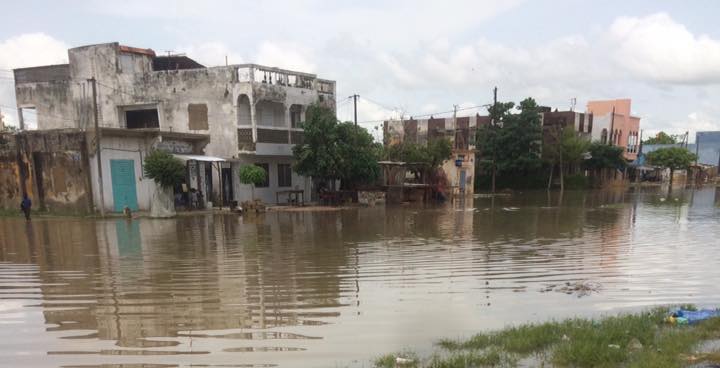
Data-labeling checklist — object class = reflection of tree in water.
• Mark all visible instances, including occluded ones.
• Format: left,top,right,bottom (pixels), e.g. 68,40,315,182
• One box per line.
0,215,350,350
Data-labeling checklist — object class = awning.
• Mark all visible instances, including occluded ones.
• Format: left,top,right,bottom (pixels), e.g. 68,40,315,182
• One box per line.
173,154,226,162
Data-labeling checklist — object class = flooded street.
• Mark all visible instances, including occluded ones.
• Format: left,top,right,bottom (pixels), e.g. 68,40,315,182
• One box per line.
1,188,719,367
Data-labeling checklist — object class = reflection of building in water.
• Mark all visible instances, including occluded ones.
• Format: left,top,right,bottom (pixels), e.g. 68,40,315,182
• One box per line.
0,214,349,348
89,214,348,346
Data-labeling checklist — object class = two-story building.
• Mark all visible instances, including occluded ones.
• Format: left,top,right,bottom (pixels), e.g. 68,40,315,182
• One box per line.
13,42,335,213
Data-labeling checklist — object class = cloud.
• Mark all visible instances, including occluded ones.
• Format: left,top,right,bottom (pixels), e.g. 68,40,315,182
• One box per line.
176,41,243,67
644,111,720,141
0,33,68,127
607,13,720,84
255,42,316,72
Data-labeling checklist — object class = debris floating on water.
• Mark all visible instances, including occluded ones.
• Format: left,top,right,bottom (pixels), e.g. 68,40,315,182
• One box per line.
541,281,602,297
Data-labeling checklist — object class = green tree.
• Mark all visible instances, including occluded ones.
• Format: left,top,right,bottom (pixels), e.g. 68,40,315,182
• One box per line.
293,104,381,190
584,142,626,171
497,98,543,174
143,150,185,188
644,131,678,145
476,101,514,192
335,122,381,188
238,164,267,200
293,104,341,186
645,146,697,189
545,127,591,191
384,138,452,182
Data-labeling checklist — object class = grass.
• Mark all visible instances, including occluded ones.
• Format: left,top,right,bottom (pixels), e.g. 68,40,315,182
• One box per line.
375,306,720,367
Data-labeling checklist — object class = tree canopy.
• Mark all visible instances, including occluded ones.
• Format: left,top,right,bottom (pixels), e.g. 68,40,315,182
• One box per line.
646,147,697,189
292,104,381,188
475,98,543,191
646,147,697,171
644,131,679,145
143,150,185,188
384,138,452,171
583,142,626,171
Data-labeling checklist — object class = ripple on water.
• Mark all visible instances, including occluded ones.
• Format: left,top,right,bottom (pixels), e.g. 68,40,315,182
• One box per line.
0,188,718,367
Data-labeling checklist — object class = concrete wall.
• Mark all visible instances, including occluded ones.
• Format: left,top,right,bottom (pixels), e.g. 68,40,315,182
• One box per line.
0,134,22,210
89,135,160,212
0,131,93,214
590,113,612,143
232,157,312,205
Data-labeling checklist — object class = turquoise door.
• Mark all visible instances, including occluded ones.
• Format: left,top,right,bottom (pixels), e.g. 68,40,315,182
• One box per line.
110,159,139,212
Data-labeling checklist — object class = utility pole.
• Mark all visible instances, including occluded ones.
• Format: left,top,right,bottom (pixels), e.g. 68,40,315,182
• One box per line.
350,94,359,126
89,78,105,217
608,105,615,145
452,104,458,128
491,86,498,194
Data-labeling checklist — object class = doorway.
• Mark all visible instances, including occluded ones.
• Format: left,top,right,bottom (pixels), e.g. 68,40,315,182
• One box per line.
110,159,139,212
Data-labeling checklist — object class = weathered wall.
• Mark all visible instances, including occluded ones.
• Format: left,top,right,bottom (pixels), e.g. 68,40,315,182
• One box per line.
133,67,238,159
0,134,22,210
15,80,78,130
0,131,92,214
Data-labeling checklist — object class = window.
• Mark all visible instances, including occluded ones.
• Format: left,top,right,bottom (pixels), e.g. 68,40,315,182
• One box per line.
188,103,208,130
126,109,159,129
601,129,608,144
278,163,292,187
256,100,285,127
255,163,270,187
290,104,303,128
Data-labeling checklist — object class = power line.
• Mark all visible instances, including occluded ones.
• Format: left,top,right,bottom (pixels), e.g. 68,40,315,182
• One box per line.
360,96,398,112
355,103,491,125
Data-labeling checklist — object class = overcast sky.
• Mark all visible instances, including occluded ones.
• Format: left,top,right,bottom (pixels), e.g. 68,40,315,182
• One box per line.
1,0,719,141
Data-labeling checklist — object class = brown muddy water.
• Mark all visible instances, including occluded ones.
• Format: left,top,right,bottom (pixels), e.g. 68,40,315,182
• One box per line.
1,188,719,367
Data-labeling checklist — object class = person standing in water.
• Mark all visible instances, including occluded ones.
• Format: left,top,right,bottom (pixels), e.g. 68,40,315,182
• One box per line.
20,194,32,221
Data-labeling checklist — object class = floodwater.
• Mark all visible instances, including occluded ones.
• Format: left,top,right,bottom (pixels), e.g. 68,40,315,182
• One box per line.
1,188,719,367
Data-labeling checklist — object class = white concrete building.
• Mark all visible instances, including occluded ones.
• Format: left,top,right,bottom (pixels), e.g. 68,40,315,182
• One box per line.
13,42,335,212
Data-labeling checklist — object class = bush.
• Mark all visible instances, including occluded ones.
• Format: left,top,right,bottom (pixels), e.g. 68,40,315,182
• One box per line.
238,164,267,186
143,150,185,188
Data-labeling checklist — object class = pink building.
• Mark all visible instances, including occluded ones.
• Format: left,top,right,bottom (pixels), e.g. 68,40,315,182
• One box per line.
587,98,641,161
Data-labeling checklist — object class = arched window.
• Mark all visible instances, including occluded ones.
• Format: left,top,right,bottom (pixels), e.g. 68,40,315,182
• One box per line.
237,94,251,126
601,128,608,144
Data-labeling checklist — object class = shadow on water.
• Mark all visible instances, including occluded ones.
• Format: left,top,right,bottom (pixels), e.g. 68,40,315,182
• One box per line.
0,187,719,367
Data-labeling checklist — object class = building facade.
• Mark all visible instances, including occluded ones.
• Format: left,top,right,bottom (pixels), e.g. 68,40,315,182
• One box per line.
384,115,479,196
587,99,641,160
12,42,335,212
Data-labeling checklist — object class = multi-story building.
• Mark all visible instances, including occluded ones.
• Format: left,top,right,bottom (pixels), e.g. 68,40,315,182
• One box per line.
587,98,641,160
540,110,594,153
12,42,335,212
384,115,480,196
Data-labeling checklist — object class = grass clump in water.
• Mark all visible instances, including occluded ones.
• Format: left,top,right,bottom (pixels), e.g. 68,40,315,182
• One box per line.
376,306,720,367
